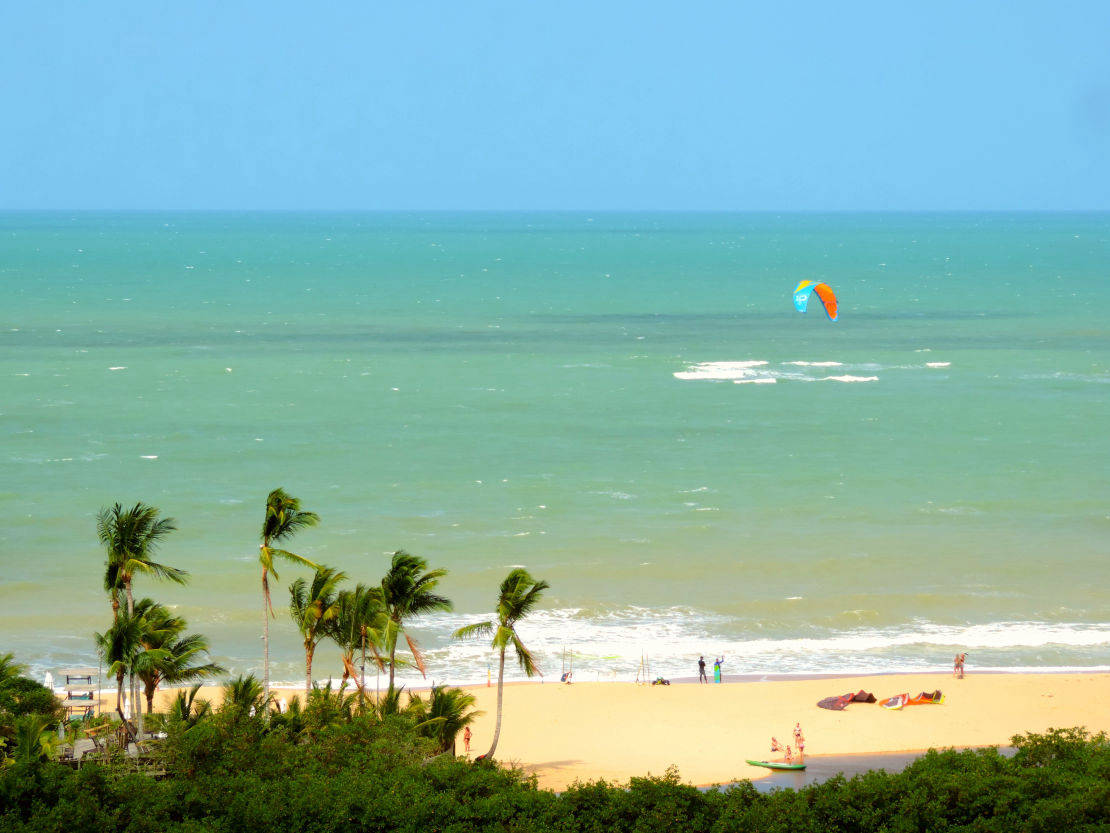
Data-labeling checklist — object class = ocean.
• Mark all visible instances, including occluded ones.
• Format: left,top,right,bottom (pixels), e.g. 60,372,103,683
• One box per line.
2,211,1108,686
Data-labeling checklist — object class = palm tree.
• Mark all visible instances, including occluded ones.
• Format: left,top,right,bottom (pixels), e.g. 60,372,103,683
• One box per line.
289,567,347,694
328,584,387,696
259,488,320,699
454,568,549,759
0,653,24,687
132,600,224,713
379,550,452,690
408,685,483,756
96,502,185,737
97,503,184,619
95,612,160,746
8,714,58,765
221,674,269,719
166,683,212,729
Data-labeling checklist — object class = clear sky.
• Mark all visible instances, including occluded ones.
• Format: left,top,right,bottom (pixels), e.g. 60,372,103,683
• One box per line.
2,1,1109,210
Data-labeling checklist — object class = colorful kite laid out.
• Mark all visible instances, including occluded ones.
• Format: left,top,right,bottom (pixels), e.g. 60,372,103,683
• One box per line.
879,690,945,710
793,281,839,321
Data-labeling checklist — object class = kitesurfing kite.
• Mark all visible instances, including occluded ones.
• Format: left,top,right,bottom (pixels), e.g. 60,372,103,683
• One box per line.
793,281,839,321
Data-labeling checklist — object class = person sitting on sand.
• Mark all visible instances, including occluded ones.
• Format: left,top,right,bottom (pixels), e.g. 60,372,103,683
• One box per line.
770,736,782,755
783,745,793,764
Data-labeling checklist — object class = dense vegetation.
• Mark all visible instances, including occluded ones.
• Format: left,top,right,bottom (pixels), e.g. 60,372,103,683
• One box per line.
2,682,1107,833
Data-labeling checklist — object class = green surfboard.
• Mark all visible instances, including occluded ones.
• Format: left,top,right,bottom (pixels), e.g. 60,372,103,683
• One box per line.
746,759,807,771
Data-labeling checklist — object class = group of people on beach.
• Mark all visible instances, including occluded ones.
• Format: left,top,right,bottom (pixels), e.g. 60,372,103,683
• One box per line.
770,723,806,764
697,655,725,683
954,653,967,679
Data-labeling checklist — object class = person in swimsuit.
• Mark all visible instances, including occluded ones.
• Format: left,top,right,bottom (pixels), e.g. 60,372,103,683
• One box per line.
463,726,472,756
698,656,708,683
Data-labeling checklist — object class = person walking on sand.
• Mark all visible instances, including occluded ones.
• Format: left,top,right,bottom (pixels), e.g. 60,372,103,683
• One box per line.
698,656,708,683
464,726,472,756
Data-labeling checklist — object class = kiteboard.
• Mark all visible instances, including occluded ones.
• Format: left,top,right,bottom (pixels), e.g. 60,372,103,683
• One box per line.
746,759,807,771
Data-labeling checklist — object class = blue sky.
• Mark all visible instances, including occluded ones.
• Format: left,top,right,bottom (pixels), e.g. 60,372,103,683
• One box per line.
2,1,1108,209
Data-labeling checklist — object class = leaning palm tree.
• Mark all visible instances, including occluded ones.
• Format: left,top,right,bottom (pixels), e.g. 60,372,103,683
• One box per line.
328,584,388,696
259,488,320,699
379,550,452,690
289,567,347,694
454,568,549,759
97,502,185,737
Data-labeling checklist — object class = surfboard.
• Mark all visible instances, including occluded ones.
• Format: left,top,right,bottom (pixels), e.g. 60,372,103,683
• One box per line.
746,759,807,771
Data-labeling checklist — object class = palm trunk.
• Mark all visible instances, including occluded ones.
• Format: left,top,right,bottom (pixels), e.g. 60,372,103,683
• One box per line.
115,672,131,749
145,679,156,714
360,631,367,700
124,580,143,739
262,565,271,700
487,648,506,758
305,642,314,694
388,634,397,691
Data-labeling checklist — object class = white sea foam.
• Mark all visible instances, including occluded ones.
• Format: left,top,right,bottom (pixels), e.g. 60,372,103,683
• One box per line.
783,361,843,367
823,375,878,383
389,609,1110,684
674,361,768,380
733,377,776,384
926,362,951,368
108,366,127,371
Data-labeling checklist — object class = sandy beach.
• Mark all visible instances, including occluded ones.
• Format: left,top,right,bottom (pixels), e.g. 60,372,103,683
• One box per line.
119,672,1110,791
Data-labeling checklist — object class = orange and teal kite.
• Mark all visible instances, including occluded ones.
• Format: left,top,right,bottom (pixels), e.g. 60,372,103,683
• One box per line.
793,281,839,321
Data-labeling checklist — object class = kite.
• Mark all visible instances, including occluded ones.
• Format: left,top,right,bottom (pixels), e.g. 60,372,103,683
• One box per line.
793,281,839,321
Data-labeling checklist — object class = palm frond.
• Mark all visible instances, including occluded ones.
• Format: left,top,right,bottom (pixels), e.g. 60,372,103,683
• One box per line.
511,632,541,677
453,621,493,640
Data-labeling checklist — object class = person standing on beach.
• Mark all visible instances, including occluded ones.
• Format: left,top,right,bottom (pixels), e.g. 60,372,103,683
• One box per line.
713,656,723,683
954,653,966,679
464,726,472,756
698,656,708,683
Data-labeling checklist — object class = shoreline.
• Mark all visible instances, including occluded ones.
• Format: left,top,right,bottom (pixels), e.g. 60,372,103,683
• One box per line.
71,670,1110,791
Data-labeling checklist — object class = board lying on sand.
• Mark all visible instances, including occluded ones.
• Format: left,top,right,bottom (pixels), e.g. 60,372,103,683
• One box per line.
746,759,807,771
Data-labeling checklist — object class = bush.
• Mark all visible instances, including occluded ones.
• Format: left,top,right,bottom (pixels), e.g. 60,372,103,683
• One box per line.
1,722,1109,832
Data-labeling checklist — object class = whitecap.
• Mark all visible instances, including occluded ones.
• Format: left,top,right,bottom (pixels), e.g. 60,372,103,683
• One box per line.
926,362,951,368
783,361,843,367
109,366,127,371
674,361,769,381
823,375,878,383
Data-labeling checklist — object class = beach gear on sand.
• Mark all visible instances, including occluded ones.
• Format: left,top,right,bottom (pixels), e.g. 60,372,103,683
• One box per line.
746,759,807,771
817,690,877,710
793,280,839,321
880,690,944,710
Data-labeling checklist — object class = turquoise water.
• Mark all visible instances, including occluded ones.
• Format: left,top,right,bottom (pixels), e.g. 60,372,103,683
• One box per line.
2,212,1108,684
